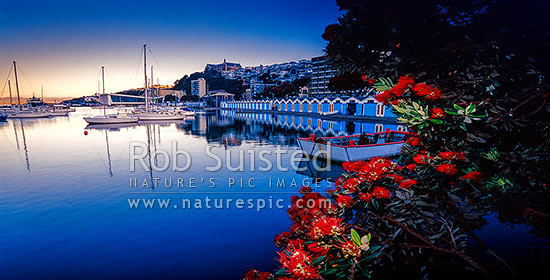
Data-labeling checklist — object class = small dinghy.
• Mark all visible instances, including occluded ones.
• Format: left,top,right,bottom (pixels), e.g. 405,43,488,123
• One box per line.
297,130,409,162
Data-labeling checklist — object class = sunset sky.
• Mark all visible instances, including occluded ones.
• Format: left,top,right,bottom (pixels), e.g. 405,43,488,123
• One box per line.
0,0,341,98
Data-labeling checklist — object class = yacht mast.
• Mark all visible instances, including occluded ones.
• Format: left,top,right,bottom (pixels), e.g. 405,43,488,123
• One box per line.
102,66,106,116
151,65,154,107
13,61,21,107
143,44,149,112
8,80,13,108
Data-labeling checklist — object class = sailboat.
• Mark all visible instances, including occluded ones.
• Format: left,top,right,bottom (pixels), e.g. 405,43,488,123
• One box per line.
133,44,188,121
7,61,51,119
83,66,138,124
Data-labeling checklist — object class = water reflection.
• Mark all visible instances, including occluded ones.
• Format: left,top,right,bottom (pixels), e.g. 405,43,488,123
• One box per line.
178,110,398,147
1,108,547,279
10,120,31,171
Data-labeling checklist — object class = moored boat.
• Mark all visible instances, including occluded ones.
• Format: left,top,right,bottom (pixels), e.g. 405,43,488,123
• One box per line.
49,110,69,116
296,130,408,162
135,112,185,121
8,112,51,118
83,115,139,124
83,66,138,125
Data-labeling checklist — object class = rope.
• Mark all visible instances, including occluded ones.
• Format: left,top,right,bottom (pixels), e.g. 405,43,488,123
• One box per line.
1,65,14,99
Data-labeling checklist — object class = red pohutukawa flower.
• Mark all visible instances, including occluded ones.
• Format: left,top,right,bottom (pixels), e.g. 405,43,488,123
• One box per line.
336,195,354,208
460,171,485,181
435,163,458,175
430,108,446,118
243,269,274,280
338,240,362,258
406,136,422,146
359,192,372,203
375,90,393,104
405,163,417,170
299,186,312,194
399,179,417,189
413,154,429,164
308,241,331,256
412,83,443,100
386,173,404,183
278,245,320,280
374,76,416,104
309,217,346,239
439,151,466,161
371,187,391,199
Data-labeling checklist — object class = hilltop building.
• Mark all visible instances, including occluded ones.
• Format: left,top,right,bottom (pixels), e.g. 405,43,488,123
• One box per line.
205,59,242,72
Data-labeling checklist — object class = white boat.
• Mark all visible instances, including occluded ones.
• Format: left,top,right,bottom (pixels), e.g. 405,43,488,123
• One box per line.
135,112,185,121
296,130,408,162
8,112,51,118
84,114,139,124
83,66,138,125
49,110,69,116
133,44,190,121
319,110,339,116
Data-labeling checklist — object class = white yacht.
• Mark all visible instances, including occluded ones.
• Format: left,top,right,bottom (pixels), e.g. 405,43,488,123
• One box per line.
83,66,138,125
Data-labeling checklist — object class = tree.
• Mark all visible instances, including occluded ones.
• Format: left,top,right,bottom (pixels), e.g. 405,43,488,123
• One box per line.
256,77,310,100
246,1,550,279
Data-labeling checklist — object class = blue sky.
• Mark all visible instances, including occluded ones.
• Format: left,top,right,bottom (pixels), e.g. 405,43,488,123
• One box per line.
0,0,341,97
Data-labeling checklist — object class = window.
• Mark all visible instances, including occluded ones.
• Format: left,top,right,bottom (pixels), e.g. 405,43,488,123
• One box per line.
397,125,407,132
328,122,333,130
329,103,334,112
318,103,322,112
376,103,385,117
375,124,384,133
308,103,312,112
299,103,303,112
318,119,322,127
308,118,311,126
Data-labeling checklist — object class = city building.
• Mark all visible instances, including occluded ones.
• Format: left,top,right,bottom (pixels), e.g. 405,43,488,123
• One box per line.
191,78,207,97
310,55,337,96
205,59,242,72
250,82,276,98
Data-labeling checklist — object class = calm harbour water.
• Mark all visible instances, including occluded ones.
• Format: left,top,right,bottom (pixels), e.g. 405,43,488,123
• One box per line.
0,108,548,279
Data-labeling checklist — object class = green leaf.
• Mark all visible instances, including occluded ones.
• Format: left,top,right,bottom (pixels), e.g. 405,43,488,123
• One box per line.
429,119,443,124
275,268,288,276
454,104,465,111
445,110,459,116
312,256,325,265
351,229,361,246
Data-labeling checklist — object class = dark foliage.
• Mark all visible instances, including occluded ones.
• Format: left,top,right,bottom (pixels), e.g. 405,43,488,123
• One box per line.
257,77,310,100
174,69,245,99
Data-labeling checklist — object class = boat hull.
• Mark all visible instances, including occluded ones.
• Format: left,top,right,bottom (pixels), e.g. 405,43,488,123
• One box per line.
83,116,139,124
135,113,185,121
8,112,51,118
50,111,70,116
297,131,408,162
297,139,404,162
